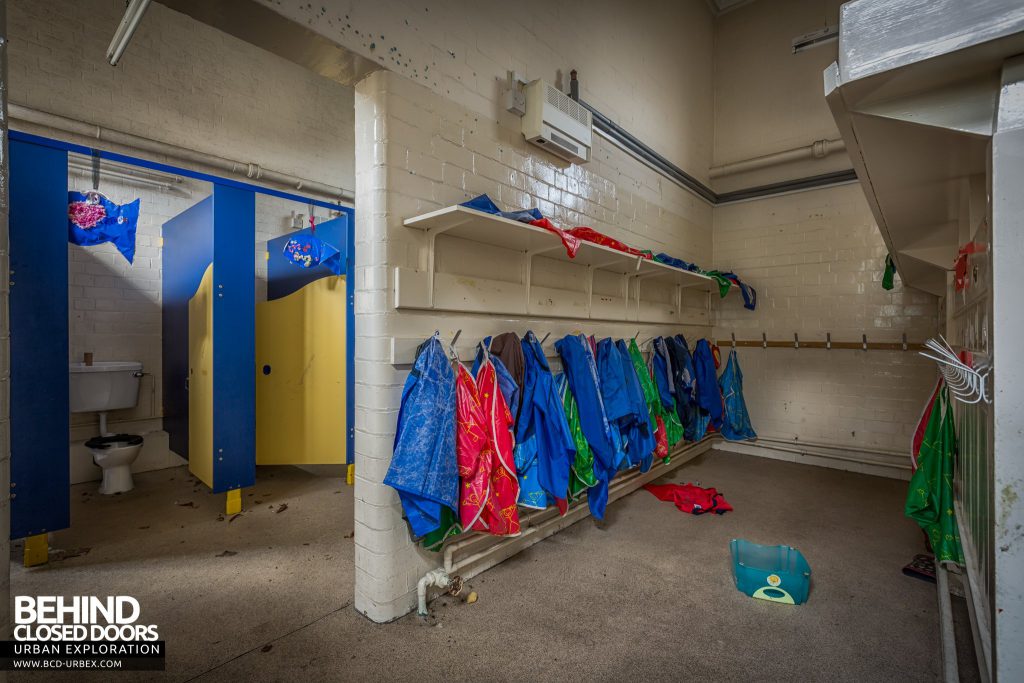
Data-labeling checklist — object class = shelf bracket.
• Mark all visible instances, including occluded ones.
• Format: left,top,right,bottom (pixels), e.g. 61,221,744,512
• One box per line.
423,217,473,308
523,245,562,313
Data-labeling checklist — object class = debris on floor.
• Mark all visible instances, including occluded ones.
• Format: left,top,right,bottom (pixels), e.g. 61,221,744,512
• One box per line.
275,503,289,514
50,547,91,562
215,550,238,558
902,553,936,583
174,500,197,508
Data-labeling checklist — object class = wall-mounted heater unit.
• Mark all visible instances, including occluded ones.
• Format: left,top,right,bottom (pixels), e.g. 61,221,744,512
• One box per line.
522,79,592,164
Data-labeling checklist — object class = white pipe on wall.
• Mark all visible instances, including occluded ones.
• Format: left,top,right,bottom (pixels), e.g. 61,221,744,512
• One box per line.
9,104,354,204
709,138,846,179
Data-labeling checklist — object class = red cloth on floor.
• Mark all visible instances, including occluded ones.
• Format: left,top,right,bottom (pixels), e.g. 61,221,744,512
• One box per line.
643,483,733,515
567,226,652,259
529,218,581,258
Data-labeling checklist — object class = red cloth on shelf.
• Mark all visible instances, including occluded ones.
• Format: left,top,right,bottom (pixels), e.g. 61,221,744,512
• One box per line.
567,226,652,259
529,218,581,258
954,241,986,291
643,483,733,515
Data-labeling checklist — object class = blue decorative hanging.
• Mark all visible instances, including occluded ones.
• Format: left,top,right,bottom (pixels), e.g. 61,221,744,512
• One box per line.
67,190,140,264
282,209,344,275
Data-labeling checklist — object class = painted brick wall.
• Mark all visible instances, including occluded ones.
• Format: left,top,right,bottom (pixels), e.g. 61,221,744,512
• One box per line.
712,185,940,462
8,0,355,191
354,68,718,622
258,0,715,184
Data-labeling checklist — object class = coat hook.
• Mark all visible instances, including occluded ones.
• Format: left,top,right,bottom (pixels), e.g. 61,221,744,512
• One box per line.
731,332,736,349
451,329,462,346
762,332,767,349
902,332,908,351
794,333,799,350
539,332,551,345
826,332,832,350
633,330,641,340
862,333,868,351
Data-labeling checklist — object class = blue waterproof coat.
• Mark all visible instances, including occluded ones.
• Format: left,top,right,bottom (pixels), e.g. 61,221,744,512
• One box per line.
384,336,458,539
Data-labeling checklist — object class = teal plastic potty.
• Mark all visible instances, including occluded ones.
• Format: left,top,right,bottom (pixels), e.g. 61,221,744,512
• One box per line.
730,539,811,605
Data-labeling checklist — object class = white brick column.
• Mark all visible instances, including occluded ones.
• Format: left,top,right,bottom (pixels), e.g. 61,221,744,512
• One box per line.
351,70,436,622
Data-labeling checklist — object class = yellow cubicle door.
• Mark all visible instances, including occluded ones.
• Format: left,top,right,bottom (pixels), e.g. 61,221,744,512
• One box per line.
188,264,215,488
255,275,346,465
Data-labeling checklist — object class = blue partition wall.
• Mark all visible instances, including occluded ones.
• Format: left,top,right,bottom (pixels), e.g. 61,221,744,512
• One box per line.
211,185,256,491
9,139,71,539
162,186,256,493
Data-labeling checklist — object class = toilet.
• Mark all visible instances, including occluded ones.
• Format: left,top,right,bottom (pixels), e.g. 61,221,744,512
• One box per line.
69,361,145,494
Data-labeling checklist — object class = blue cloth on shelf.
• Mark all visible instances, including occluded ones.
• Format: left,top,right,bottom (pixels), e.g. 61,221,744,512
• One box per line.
514,331,576,509
615,339,657,472
555,334,617,520
282,234,344,275
655,252,700,272
384,336,458,539
67,191,140,264
693,339,724,432
719,349,757,441
719,270,757,311
461,194,543,223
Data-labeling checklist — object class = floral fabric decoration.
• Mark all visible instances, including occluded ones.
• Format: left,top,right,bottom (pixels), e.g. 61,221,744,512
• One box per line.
67,191,140,264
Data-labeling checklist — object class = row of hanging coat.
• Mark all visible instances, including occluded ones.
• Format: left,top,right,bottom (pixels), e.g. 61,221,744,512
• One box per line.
384,330,757,551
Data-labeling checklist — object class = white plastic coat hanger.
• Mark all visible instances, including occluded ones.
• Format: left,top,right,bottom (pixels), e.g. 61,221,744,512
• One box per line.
919,335,990,404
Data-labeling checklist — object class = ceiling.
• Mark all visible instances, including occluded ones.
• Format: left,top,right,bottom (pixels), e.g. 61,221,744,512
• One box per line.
707,0,757,16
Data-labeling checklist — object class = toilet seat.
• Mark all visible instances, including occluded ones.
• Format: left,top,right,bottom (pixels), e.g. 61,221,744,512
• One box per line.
85,434,144,450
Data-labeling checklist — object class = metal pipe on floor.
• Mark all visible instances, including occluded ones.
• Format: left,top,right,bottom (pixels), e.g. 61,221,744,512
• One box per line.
442,438,715,577
937,563,960,682
8,103,354,204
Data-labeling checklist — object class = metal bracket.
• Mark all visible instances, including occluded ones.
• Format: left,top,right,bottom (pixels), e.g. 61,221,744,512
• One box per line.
862,334,868,351
762,332,767,349
826,332,832,350
731,332,736,348
794,333,800,349
902,332,908,351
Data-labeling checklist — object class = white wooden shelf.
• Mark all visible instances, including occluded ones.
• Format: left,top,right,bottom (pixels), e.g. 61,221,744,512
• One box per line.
825,0,1024,295
397,205,718,324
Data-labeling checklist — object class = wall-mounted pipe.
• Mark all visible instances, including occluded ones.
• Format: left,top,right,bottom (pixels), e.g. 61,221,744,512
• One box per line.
567,70,854,205
709,139,846,179
9,104,354,204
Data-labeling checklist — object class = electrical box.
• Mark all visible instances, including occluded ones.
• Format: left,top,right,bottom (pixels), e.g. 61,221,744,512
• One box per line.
522,79,592,164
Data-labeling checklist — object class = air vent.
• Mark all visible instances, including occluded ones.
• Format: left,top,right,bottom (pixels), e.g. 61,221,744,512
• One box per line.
550,133,579,155
522,79,593,163
544,83,590,127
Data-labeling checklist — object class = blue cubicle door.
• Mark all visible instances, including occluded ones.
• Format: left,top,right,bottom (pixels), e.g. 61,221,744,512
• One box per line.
9,139,71,539
211,185,256,492
267,215,348,301
161,197,214,460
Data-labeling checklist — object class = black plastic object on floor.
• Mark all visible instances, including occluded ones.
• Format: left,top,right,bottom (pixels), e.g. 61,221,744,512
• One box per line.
902,553,936,583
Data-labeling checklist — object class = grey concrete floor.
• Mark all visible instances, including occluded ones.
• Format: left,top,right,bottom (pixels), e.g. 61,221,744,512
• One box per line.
11,451,961,682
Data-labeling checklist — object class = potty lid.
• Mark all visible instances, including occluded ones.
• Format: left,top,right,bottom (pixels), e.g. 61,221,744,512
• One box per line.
85,434,144,449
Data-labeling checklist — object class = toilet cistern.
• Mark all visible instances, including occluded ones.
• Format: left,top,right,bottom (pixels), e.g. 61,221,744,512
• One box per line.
69,361,145,494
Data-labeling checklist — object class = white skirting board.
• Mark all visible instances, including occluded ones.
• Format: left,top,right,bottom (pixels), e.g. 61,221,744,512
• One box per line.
713,437,911,480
